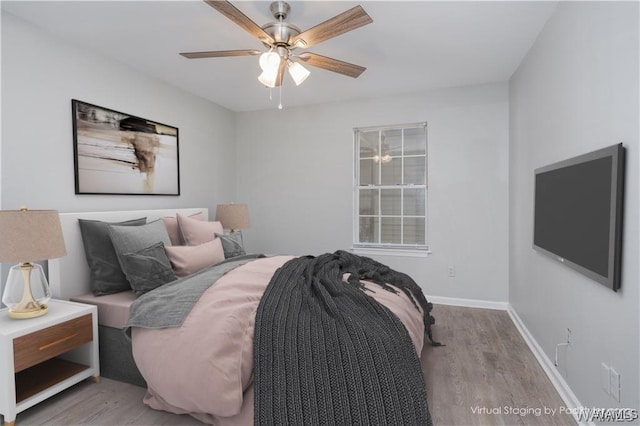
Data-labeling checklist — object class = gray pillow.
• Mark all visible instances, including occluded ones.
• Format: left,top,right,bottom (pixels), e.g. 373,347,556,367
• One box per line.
118,242,176,296
108,219,171,276
78,217,147,296
215,232,246,258
107,219,171,266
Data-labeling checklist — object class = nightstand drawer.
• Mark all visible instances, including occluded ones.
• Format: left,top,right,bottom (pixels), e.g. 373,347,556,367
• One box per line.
13,314,93,373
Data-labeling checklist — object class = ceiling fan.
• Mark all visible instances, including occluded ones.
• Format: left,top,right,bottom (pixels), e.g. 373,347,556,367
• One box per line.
180,0,373,91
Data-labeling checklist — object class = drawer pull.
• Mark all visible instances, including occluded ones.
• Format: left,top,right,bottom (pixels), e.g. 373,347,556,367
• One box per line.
39,333,78,351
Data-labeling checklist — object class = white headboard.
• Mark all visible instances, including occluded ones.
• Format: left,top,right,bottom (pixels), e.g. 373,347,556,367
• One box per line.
48,207,208,300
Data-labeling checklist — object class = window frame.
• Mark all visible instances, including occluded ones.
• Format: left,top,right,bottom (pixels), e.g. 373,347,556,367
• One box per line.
352,122,429,254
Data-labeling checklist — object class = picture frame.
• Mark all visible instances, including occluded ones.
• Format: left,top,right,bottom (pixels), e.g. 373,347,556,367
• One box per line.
72,99,180,195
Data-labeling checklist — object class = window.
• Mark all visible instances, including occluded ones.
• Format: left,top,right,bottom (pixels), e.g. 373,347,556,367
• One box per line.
353,122,428,252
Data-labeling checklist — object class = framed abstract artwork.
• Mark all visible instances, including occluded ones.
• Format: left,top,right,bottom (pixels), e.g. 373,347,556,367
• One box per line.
72,99,180,195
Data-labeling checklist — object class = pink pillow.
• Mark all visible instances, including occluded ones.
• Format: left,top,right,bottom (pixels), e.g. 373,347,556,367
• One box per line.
162,212,205,246
177,213,223,246
164,238,225,278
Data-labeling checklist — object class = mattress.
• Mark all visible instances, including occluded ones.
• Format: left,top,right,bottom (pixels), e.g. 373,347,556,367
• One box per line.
71,291,136,329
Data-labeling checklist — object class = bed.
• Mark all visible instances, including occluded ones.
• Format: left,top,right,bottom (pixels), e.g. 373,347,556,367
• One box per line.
49,208,208,387
48,208,437,425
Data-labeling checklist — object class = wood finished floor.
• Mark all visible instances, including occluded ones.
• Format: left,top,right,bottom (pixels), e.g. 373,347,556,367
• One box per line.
4,305,575,426
422,305,575,425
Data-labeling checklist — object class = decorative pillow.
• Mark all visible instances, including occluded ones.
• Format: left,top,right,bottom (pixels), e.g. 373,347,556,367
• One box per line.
162,212,205,245
177,213,223,246
118,242,176,296
215,232,246,259
108,219,172,286
78,217,147,296
164,238,225,278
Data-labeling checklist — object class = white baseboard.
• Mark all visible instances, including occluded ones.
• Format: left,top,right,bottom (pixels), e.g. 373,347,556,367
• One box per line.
427,295,509,311
507,305,590,426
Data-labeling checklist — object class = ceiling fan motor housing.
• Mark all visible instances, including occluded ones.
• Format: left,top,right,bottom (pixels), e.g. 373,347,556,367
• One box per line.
262,1,301,51
261,22,301,48
270,1,290,21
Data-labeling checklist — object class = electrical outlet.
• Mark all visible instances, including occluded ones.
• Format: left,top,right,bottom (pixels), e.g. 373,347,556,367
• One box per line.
610,368,620,402
447,266,455,277
601,362,611,394
566,328,571,345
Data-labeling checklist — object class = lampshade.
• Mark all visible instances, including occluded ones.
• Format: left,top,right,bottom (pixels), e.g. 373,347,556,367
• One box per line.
258,68,279,88
0,208,66,319
287,60,310,86
0,209,67,262
215,204,250,231
259,51,281,71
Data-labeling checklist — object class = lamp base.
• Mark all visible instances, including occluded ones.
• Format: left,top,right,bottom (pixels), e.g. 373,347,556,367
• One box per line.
8,303,48,319
3,262,52,320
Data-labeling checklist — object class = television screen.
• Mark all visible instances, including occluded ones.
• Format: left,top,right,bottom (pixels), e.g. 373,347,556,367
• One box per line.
533,143,625,291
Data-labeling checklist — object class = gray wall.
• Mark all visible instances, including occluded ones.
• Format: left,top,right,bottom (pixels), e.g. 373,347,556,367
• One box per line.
1,12,238,296
236,83,510,303
509,1,639,411
1,12,237,214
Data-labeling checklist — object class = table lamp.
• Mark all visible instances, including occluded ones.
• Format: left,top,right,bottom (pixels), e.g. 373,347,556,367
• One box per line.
0,208,66,319
215,203,250,246
215,203,250,232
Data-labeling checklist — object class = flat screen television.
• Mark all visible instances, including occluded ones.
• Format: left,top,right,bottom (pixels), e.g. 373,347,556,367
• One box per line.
533,143,625,291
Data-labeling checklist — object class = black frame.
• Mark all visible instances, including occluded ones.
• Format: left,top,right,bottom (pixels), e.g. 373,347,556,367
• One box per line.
72,99,180,195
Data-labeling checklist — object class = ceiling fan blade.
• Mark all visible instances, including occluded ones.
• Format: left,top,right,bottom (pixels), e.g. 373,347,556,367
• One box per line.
298,53,366,78
292,5,372,48
204,0,274,45
274,58,287,87
180,49,261,59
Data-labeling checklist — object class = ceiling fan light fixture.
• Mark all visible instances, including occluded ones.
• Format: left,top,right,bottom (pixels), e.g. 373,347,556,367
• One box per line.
287,60,310,86
258,68,279,88
188,0,373,108
259,50,281,71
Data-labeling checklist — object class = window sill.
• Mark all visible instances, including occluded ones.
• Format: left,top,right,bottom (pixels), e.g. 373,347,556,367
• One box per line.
351,247,432,258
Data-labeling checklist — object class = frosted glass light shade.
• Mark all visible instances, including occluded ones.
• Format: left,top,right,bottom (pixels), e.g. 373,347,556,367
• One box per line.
259,51,281,71
258,68,279,88
258,51,282,88
288,61,310,86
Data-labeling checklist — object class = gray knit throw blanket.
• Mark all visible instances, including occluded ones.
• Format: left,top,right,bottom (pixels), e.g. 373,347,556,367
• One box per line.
254,250,437,426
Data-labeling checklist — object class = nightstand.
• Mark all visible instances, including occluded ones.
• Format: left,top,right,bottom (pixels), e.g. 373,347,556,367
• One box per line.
0,299,99,426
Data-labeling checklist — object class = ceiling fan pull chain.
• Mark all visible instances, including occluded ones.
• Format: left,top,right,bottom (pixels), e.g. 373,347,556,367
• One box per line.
269,87,273,101
278,85,283,110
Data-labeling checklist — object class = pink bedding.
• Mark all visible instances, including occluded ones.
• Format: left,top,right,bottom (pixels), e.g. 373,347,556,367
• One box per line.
131,255,425,425
71,290,135,328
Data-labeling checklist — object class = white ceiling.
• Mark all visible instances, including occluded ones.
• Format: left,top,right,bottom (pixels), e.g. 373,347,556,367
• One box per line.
2,1,557,112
